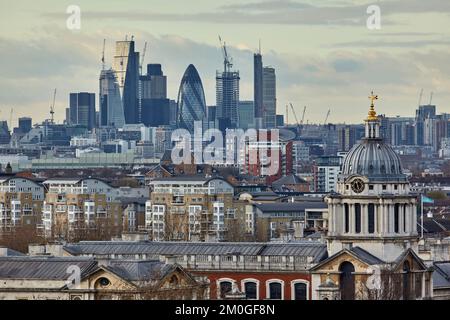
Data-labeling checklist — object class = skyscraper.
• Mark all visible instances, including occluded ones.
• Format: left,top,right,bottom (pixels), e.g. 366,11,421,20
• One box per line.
238,101,255,130
68,92,96,130
177,65,207,133
17,117,32,134
99,69,125,128
216,70,240,130
113,40,139,124
254,52,263,127
140,64,171,127
263,66,277,129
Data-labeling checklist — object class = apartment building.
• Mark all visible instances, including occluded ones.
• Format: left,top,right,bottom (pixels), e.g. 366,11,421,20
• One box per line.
0,177,45,231
146,176,235,242
42,178,149,239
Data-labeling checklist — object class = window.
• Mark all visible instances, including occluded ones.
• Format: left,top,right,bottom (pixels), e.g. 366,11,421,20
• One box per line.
267,280,283,300
244,282,257,300
344,204,350,233
403,204,407,233
292,281,308,300
355,204,361,234
368,204,375,234
382,185,387,190
219,281,233,298
394,204,400,233
339,262,355,300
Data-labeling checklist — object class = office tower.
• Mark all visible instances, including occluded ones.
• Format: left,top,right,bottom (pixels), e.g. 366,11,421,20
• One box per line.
68,92,96,130
113,40,139,124
263,67,277,129
140,64,171,127
177,64,207,133
416,104,436,120
254,51,263,128
100,69,125,128
216,70,240,130
238,101,255,130
17,117,32,134
0,121,10,145
141,64,167,99
414,104,436,146
276,115,284,127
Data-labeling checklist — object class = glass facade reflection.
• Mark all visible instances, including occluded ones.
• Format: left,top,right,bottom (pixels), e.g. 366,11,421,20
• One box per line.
177,64,207,133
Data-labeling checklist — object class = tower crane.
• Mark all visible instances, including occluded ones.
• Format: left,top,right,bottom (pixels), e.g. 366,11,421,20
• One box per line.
289,103,301,134
324,109,331,125
50,89,56,124
285,104,289,125
140,41,148,76
101,39,106,71
418,88,423,107
429,92,433,105
300,106,306,125
218,35,233,72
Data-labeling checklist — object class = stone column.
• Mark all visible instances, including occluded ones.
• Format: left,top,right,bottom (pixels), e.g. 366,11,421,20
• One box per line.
411,203,417,235
349,203,354,234
378,202,384,236
399,203,404,235
362,204,368,234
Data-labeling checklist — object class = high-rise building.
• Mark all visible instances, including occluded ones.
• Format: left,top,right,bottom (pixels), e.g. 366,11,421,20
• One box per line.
68,92,96,130
254,52,263,127
18,117,32,134
237,101,255,130
140,64,171,128
99,69,125,128
338,125,364,152
216,70,240,130
313,156,343,193
141,64,167,100
113,40,139,124
0,121,10,145
177,65,207,133
263,67,276,129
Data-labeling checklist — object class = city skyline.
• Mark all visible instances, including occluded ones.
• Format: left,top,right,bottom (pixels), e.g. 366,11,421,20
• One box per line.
1,0,450,127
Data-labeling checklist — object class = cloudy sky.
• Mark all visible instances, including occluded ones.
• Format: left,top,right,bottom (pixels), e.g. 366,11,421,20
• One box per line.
1,0,450,127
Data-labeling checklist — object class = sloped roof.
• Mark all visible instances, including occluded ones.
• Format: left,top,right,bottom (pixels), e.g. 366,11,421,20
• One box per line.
254,202,327,213
63,241,327,261
103,260,173,282
433,262,450,288
0,256,98,280
273,174,307,186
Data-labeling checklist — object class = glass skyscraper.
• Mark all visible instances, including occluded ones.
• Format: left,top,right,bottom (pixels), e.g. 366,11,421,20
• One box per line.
68,92,96,130
99,69,125,128
177,64,207,133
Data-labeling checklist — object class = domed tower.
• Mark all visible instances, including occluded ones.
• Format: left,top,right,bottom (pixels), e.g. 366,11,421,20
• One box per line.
326,92,419,261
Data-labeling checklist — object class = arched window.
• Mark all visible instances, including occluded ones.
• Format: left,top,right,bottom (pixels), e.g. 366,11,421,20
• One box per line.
403,261,411,300
368,204,375,234
344,203,350,233
339,262,355,300
267,281,283,300
355,204,361,234
244,282,257,300
394,204,400,233
219,281,233,298
292,282,308,300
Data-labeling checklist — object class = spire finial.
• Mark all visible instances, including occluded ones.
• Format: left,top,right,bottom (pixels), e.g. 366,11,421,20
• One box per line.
367,91,378,121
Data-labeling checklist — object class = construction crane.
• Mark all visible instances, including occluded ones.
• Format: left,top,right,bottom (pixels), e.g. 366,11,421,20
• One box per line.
9,108,13,129
50,89,56,124
140,41,148,76
285,104,289,125
429,92,434,105
101,39,106,71
218,35,233,72
324,109,331,125
300,106,306,125
418,88,423,107
289,103,301,134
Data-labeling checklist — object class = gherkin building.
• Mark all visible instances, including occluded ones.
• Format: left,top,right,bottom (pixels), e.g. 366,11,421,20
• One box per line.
177,64,207,133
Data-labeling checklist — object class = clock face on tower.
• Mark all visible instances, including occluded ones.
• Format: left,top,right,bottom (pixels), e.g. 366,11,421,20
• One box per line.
351,179,365,193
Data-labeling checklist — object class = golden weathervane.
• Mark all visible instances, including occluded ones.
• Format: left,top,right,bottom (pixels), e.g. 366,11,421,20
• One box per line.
367,91,378,121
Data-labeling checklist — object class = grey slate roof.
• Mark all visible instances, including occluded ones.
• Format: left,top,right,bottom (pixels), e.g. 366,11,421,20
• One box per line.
64,241,327,261
0,256,98,280
254,202,327,213
104,260,173,282
433,262,450,288
273,174,307,186
350,247,385,265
